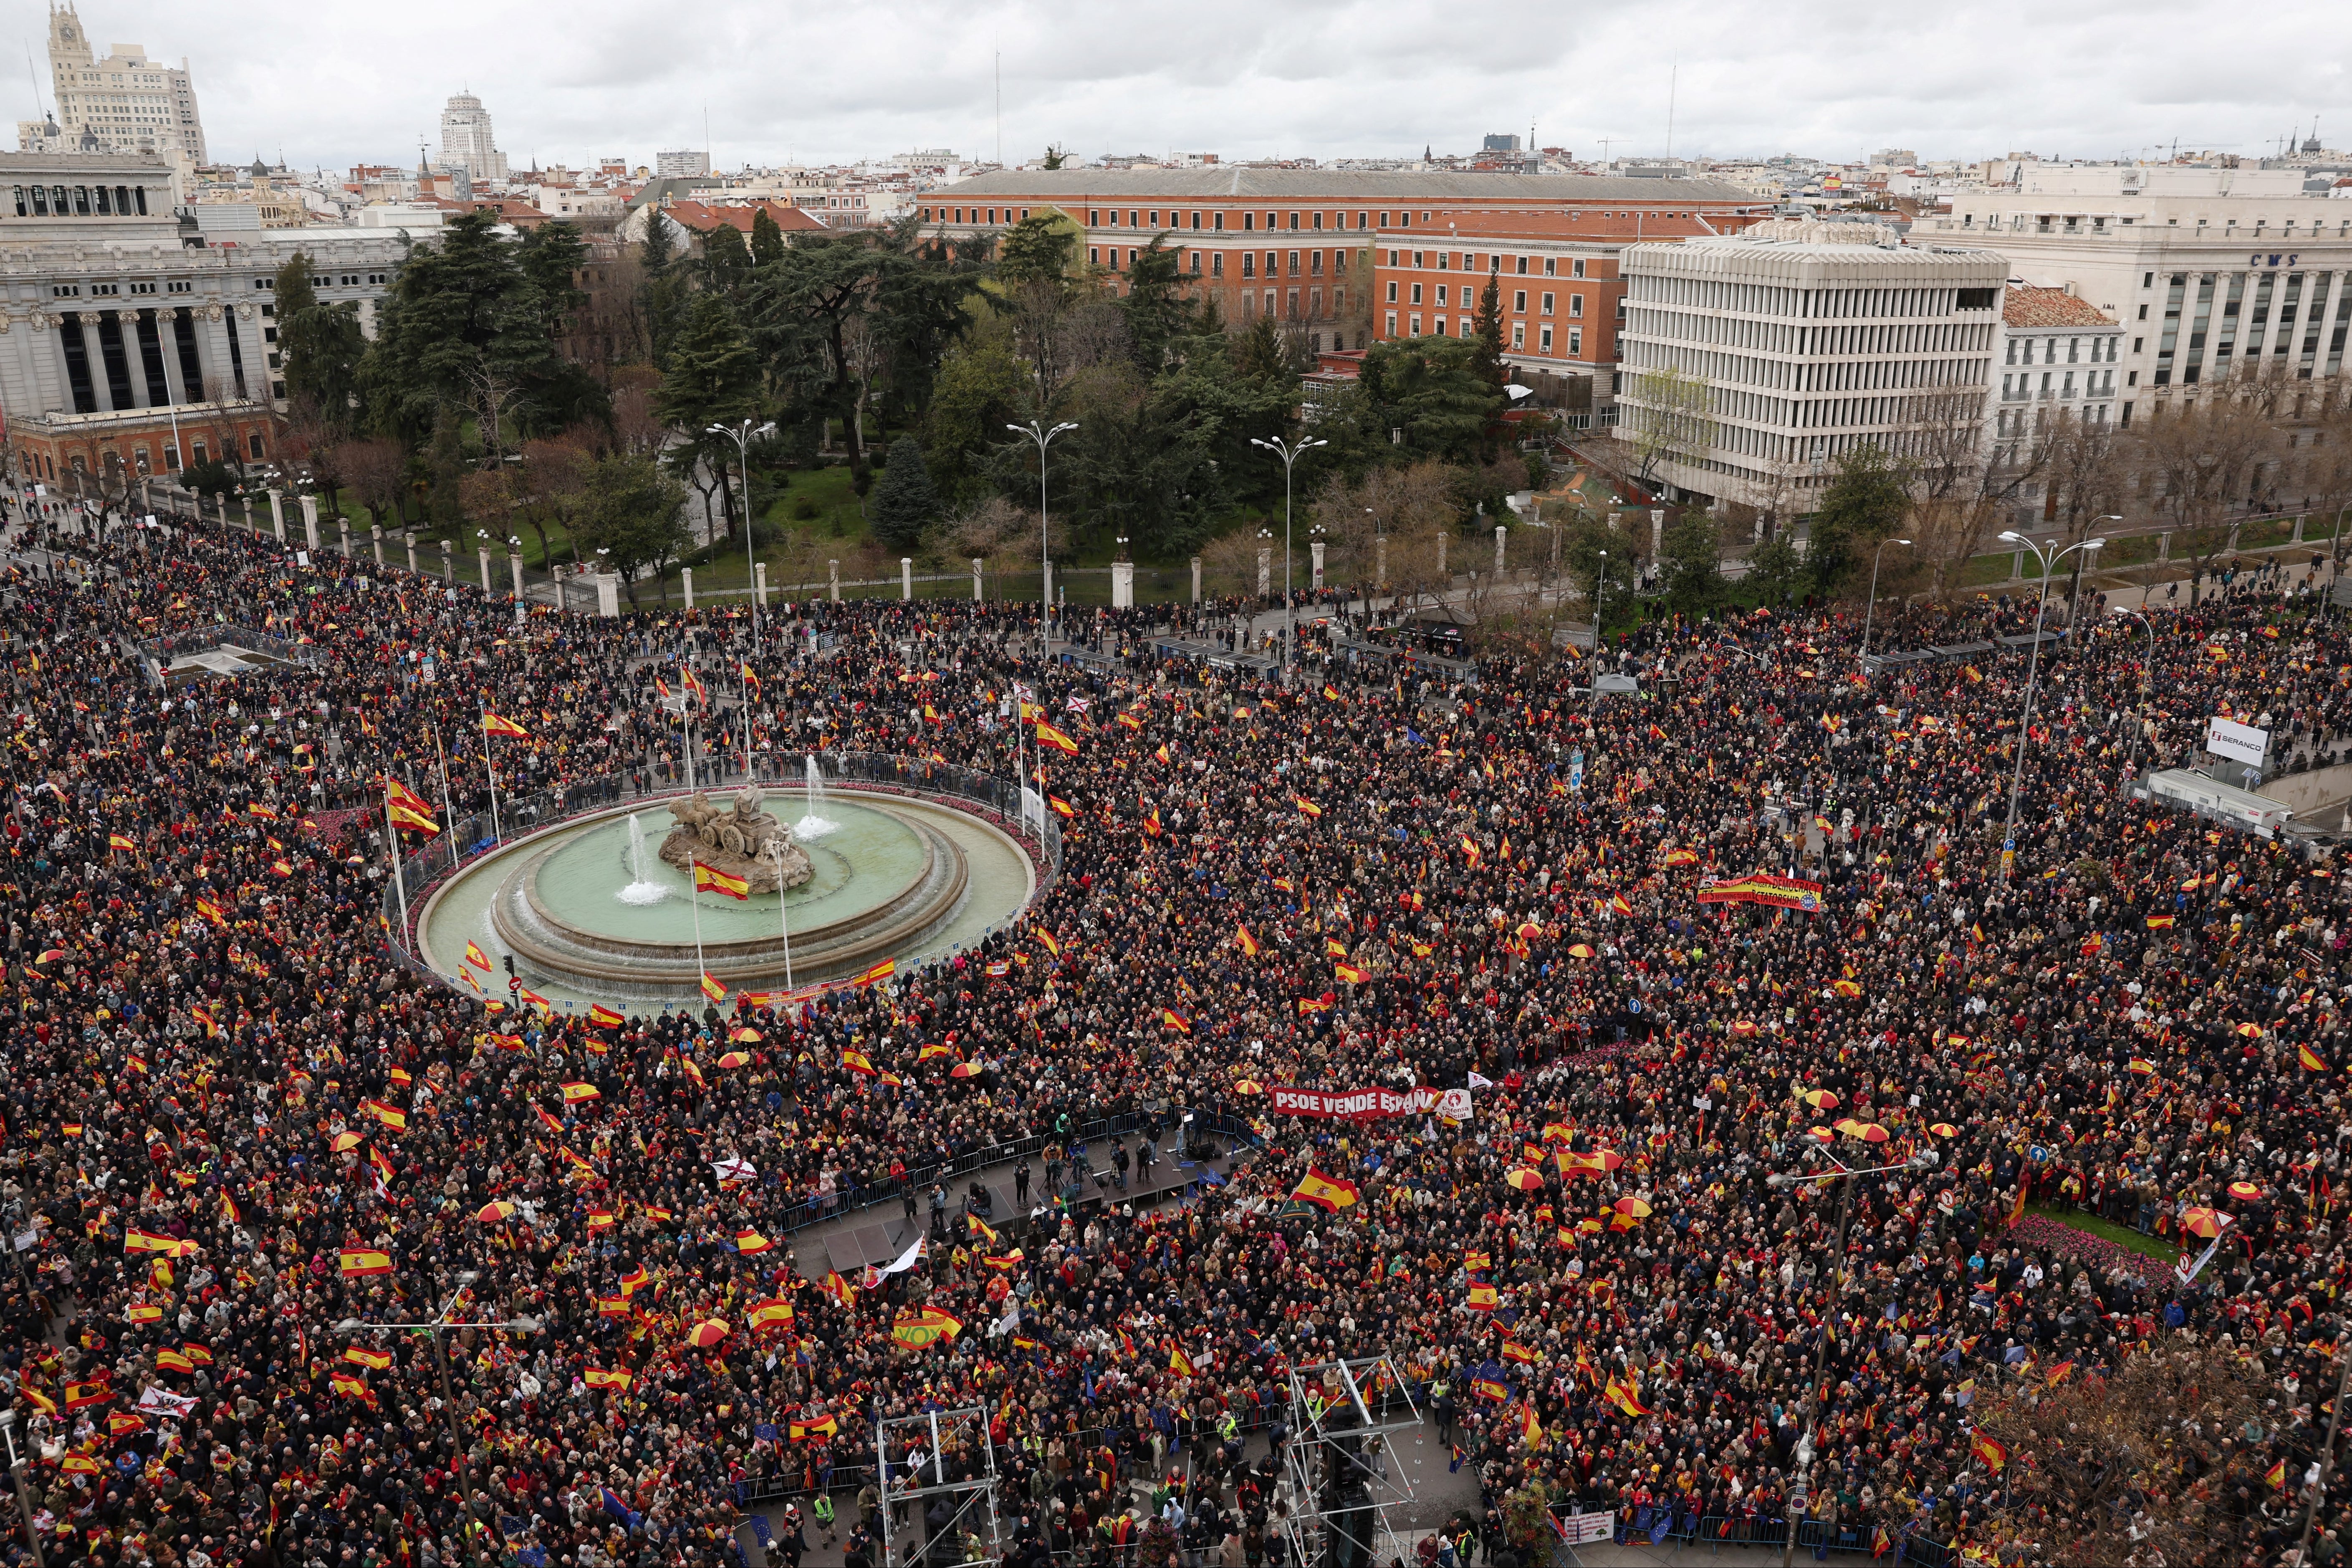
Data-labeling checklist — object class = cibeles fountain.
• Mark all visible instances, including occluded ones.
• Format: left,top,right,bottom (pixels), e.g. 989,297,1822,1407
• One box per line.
413,761,1038,1010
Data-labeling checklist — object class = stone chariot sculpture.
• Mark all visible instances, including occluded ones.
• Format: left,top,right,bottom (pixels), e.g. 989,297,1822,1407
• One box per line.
658,785,814,894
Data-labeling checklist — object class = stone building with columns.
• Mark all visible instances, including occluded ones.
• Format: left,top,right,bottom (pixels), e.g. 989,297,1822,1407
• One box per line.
0,150,407,490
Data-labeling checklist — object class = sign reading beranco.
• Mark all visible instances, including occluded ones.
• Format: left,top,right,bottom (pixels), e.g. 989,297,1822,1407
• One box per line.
1271,1084,1474,1120
2205,716,2269,769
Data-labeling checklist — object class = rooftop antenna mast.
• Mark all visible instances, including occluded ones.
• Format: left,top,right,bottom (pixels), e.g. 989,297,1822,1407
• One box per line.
1665,57,1677,159
994,48,1002,167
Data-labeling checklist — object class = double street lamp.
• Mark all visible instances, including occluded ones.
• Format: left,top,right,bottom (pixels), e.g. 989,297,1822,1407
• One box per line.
336,1273,543,1528
1006,421,1077,647
1250,435,1326,679
1994,530,2107,879
1857,537,1912,670
708,419,777,637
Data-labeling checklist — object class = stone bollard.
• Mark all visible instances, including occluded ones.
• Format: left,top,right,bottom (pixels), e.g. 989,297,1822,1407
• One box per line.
371,525,384,568
1111,558,1134,609
508,550,524,605
440,538,454,583
901,557,913,601
1495,525,1507,578
828,560,840,602
1311,541,1326,590
1191,555,1203,603
597,573,620,618
973,557,985,602
339,518,351,557
267,489,286,542
479,547,494,593
681,566,694,609
753,562,768,605
301,496,319,551
405,532,419,574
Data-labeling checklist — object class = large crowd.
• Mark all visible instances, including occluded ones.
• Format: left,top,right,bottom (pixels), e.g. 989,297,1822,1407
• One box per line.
0,490,2344,1568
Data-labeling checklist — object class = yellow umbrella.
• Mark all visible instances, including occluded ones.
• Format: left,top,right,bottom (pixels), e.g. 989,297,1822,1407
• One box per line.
473,1201,517,1224
1613,1196,1653,1218
729,1027,762,1043
949,1061,981,1079
1808,1126,1836,1142
2179,1207,2230,1239
685,1318,730,1349
1503,1168,1546,1192
330,1131,362,1153
1848,1122,1892,1144
1801,1089,1840,1110
1566,944,1596,960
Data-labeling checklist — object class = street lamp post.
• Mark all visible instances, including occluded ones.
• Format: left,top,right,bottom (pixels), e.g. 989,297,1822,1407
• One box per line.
337,1275,542,1535
708,419,777,638
1589,549,1608,712
1768,1145,1938,1565
1857,537,1912,672
1994,530,2107,880
1250,435,1327,681
1006,421,1077,648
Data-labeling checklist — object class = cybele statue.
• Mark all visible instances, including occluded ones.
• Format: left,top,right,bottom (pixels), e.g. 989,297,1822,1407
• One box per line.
658,785,814,894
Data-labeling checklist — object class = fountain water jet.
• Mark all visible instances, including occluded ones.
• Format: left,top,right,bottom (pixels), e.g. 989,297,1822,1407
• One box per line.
615,813,668,906
795,753,839,840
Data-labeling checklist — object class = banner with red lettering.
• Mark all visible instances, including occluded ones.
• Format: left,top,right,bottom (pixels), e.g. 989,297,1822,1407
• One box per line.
1271,1085,1473,1121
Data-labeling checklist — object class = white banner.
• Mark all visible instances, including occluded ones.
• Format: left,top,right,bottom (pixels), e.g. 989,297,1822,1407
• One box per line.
1558,1511,1616,1545
2206,717,2269,767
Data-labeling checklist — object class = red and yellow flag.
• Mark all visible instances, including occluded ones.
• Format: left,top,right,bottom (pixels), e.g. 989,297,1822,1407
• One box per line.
693,861,750,901
1288,1168,1360,1212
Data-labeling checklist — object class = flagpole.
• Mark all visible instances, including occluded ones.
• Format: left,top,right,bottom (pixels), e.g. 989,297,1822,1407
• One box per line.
431,725,458,875
769,841,793,990
477,702,502,843
383,780,410,942
689,857,707,997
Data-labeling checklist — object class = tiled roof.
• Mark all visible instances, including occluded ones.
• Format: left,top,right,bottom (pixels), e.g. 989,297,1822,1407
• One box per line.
938,168,1763,205
665,200,827,235
2003,284,2115,328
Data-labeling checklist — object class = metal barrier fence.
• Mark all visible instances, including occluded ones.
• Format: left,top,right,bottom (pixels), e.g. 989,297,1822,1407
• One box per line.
135,621,328,671
373,749,1062,998
1550,1507,1955,1568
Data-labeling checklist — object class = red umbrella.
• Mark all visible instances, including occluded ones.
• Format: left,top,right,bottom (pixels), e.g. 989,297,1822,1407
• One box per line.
685,1318,729,1350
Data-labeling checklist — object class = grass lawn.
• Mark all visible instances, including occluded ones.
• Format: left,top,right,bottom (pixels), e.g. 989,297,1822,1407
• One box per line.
2025,1201,2179,1263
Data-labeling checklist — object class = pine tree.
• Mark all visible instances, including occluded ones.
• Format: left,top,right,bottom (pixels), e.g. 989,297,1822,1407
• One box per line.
427,401,467,535
654,293,760,433
868,436,941,552
749,207,786,266
1473,269,1506,392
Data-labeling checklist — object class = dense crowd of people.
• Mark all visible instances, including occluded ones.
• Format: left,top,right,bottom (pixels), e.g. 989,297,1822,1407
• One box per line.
0,489,2344,1568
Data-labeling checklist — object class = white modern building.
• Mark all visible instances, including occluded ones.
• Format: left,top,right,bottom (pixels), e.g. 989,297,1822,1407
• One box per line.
1614,220,2005,508
438,93,509,184
1918,172,2352,421
15,3,205,164
655,149,711,178
1989,283,2122,462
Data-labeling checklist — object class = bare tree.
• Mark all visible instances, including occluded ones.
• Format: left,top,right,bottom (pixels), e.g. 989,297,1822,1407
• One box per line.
1965,1333,2272,1568
836,312,887,462
1904,386,2048,602
947,495,1038,601
2136,389,2282,602
1620,364,1713,497
1308,460,1462,591
465,363,531,468
606,366,664,458
339,439,409,533
2294,394,2352,561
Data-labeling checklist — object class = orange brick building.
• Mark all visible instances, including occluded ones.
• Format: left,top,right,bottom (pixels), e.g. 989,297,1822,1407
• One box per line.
1369,212,1737,425
920,169,1769,355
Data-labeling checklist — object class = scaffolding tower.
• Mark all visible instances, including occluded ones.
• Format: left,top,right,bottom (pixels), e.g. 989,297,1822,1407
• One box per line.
1276,1355,1425,1568
874,1403,1006,1568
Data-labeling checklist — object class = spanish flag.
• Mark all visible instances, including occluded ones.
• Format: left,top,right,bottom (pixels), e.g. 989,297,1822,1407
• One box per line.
852,958,896,988
389,803,442,836
1048,795,1075,818
329,1371,375,1405
740,662,761,694
561,1081,601,1103
1607,893,1633,917
693,861,750,901
109,833,136,853
2269,1458,2290,1490
1289,1168,1360,1212
1970,1433,2007,1473
1466,1283,1500,1312
891,1306,964,1348
749,1298,796,1331
1033,926,1060,957
481,713,531,739
1521,1403,1543,1447
619,1265,650,1296
2302,1044,2329,1072
700,971,728,1005
359,1099,406,1132
2145,914,2176,929
789,1413,839,1441
1159,1008,1191,1034
1035,722,1079,755
735,1229,775,1255
681,664,707,704
585,1369,634,1391
1294,797,1323,819
339,1248,394,1277
1169,1343,1197,1377
194,897,228,926
589,1004,625,1028
464,941,493,972
125,1304,164,1325
1603,1379,1652,1418
63,1380,111,1411
1335,962,1368,985
1236,924,1260,957
342,1346,393,1370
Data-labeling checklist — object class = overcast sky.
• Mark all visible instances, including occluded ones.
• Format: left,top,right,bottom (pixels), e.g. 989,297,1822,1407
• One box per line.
20,0,2347,174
